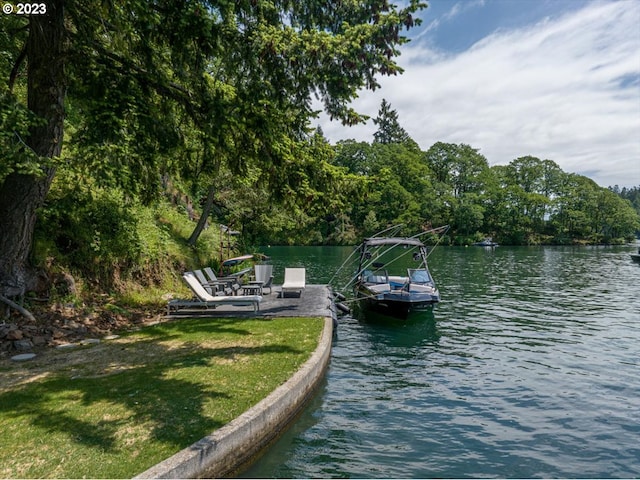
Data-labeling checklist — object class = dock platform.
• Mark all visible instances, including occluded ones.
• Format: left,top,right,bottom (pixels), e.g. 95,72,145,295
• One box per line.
167,284,335,319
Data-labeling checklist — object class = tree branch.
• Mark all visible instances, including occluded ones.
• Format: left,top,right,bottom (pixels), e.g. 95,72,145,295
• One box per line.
8,44,27,93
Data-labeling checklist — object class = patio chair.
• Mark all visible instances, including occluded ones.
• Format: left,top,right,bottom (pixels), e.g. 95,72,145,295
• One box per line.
281,267,305,297
194,269,216,295
203,267,219,283
199,267,238,295
167,272,261,314
254,264,274,294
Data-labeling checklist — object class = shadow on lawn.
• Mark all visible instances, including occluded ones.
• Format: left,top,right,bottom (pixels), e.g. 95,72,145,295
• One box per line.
0,318,303,454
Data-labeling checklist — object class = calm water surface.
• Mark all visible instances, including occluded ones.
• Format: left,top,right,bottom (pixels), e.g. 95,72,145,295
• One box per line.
242,245,640,478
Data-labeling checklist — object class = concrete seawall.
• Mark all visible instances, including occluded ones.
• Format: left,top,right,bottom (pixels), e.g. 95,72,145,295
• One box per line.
135,315,334,479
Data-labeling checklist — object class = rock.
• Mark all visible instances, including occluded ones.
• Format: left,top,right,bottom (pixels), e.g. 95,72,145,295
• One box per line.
0,324,14,338
52,329,66,339
53,272,77,296
32,336,48,346
14,339,34,351
5,329,23,340
11,353,36,361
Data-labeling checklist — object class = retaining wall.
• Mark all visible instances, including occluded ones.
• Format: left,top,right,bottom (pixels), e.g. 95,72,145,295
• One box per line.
135,315,334,479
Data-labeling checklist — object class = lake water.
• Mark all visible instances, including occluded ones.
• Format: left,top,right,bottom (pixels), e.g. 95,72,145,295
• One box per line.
241,244,640,478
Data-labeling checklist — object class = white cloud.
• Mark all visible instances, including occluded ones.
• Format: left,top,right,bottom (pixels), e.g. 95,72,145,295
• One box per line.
317,0,640,188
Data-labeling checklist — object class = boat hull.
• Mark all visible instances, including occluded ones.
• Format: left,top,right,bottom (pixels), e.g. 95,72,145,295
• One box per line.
631,254,640,264
356,287,439,319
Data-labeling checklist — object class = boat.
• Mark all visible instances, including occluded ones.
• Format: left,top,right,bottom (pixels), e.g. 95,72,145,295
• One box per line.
219,253,270,277
472,237,498,247
631,247,640,264
344,226,448,319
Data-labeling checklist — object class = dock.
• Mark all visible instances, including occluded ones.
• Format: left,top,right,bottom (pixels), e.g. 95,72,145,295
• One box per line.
167,284,337,320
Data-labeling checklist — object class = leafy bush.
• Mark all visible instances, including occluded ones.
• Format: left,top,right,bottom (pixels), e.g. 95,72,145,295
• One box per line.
34,169,226,297
37,176,142,287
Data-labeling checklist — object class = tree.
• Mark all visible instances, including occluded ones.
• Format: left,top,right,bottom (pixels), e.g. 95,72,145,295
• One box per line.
0,0,427,298
0,0,64,297
423,142,491,238
373,98,417,148
424,142,490,198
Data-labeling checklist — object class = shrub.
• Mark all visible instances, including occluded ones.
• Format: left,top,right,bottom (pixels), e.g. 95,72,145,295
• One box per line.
37,181,142,288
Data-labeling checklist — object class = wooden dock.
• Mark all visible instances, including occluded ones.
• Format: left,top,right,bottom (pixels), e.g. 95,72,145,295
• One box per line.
167,284,336,319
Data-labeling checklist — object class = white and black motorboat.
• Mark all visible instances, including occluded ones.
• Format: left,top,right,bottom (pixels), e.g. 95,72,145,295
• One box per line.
341,225,448,319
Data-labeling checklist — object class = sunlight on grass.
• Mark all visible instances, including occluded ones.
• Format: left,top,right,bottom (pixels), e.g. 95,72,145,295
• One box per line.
0,316,323,478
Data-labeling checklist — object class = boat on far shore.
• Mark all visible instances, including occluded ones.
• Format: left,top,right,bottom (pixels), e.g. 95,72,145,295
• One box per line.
472,237,499,247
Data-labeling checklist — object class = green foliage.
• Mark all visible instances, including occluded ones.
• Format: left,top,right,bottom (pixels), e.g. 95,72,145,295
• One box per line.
611,185,640,234
327,135,639,245
373,98,417,148
1,0,429,296
0,91,47,181
2,3,637,301
33,169,224,290
36,174,142,286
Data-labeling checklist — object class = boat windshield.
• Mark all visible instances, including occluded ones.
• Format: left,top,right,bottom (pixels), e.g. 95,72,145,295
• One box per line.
408,269,432,283
362,269,388,284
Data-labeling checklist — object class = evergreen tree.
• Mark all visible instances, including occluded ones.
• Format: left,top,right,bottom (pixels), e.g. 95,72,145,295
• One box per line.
0,0,427,298
373,98,416,146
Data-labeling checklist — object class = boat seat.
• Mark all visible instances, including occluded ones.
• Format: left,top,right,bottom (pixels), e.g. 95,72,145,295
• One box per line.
368,283,390,293
408,284,434,293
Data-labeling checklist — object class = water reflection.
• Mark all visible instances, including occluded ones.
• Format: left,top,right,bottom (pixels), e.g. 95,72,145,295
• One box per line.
352,314,441,350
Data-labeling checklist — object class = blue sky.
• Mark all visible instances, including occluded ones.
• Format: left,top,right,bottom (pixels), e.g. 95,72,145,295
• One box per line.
317,0,640,188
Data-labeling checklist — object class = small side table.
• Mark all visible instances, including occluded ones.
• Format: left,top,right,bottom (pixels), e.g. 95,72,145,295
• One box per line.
242,282,263,295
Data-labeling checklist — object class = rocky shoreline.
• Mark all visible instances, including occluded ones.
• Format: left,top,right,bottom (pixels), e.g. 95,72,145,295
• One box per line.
1,302,162,358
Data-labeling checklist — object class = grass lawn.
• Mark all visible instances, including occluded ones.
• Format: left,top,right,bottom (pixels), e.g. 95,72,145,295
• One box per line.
0,316,324,478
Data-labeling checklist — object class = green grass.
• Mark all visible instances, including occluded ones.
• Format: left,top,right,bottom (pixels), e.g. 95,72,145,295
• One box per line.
0,316,324,478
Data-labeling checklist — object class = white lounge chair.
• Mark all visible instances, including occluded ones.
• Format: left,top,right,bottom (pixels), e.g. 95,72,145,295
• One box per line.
281,268,305,297
253,264,274,294
167,272,261,314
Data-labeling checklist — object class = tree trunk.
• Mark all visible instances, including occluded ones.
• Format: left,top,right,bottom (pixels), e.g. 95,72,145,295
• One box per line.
0,0,65,297
188,185,217,246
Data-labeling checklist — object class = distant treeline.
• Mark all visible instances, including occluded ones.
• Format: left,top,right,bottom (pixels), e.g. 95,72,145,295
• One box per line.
235,101,640,246
242,142,640,246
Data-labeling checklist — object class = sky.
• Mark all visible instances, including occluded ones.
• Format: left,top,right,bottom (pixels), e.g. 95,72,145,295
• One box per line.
315,0,640,189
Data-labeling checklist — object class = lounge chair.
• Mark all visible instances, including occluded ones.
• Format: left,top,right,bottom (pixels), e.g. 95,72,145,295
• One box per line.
196,268,240,295
281,268,306,297
203,267,219,283
253,264,274,294
193,269,218,295
167,272,261,314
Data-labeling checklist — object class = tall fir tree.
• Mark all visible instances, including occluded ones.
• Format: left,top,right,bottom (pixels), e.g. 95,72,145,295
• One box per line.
373,98,411,145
